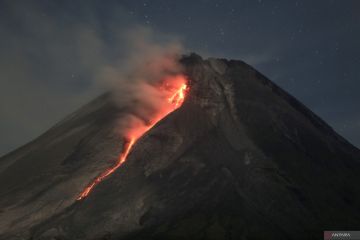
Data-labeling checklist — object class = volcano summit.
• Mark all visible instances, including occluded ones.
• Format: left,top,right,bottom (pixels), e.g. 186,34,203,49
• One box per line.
0,54,359,240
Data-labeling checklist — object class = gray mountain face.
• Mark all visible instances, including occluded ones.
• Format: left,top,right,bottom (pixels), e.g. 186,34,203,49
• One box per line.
0,54,359,240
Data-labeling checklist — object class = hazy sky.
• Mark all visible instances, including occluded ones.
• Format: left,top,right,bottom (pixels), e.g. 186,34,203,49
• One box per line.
0,0,359,156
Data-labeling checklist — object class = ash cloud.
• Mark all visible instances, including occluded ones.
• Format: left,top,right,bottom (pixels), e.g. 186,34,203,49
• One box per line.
98,26,185,139
0,1,185,156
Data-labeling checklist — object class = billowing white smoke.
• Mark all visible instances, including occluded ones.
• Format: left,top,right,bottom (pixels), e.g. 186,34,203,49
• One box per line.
98,26,186,140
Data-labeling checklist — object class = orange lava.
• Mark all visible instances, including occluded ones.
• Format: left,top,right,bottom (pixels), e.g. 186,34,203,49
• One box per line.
168,84,187,107
77,76,188,200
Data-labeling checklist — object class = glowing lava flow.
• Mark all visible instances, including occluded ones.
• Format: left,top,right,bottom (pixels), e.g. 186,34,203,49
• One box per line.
77,79,188,200
77,139,135,200
168,84,187,107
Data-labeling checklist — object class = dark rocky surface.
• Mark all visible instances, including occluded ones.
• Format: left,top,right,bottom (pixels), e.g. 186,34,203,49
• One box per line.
0,54,359,240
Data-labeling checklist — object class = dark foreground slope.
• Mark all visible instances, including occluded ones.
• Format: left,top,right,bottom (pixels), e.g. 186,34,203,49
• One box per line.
0,54,359,240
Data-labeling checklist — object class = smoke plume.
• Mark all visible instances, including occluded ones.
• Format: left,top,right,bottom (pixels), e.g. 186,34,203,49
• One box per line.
0,1,186,155
98,26,186,140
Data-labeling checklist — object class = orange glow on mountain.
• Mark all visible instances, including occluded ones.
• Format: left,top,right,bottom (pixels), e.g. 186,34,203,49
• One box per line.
168,84,187,107
77,138,135,200
77,75,188,200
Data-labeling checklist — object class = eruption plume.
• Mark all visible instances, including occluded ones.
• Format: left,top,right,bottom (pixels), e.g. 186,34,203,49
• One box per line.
77,27,188,200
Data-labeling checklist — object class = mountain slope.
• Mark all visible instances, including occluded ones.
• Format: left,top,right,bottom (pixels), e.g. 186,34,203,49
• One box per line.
1,54,359,240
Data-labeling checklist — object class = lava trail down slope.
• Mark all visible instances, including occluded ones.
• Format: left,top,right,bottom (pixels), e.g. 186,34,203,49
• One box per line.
77,80,188,200
0,54,359,240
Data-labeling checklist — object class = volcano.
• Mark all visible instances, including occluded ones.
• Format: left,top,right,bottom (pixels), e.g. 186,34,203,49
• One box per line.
0,54,359,240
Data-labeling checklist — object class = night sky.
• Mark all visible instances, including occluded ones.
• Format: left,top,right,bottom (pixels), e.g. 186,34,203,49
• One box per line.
0,0,359,156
